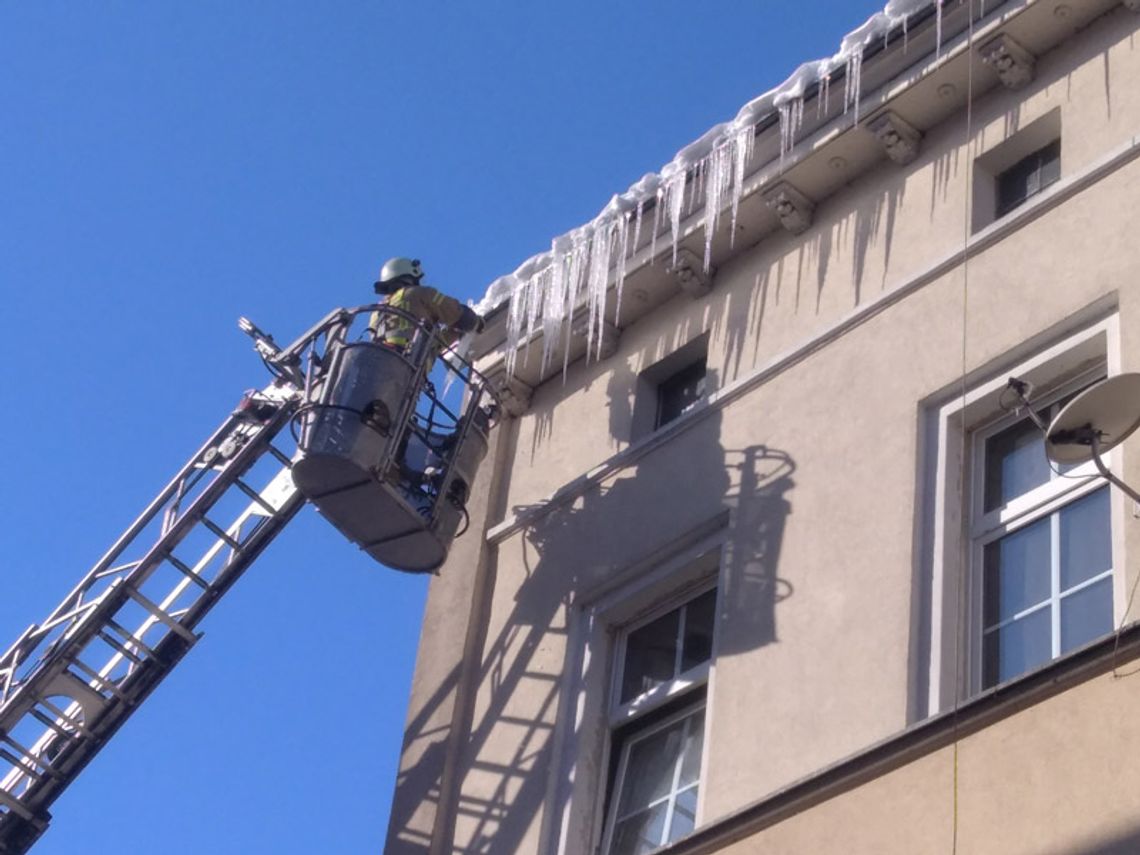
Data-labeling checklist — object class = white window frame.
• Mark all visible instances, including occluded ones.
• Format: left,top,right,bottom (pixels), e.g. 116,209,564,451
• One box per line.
601,698,706,855
967,369,1112,694
608,582,717,727
544,524,725,855
921,311,1125,715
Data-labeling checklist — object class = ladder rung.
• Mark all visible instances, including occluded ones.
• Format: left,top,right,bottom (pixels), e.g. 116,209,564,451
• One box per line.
68,660,130,702
95,631,145,667
28,707,88,742
198,516,242,552
0,785,34,821
232,479,277,515
265,443,293,467
163,554,209,590
103,619,157,660
123,588,197,645
0,750,51,785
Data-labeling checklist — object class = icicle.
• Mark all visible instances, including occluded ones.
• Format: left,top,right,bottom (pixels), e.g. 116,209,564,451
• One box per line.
616,213,631,327
845,50,863,123
729,125,753,245
687,160,703,216
664,169,687,265
902,14,909,52
701,142,733,273
820,73,831,118
777,95,805,163
650,189,663,263
631,199,644,261
935,0,943,60
584,225,613,361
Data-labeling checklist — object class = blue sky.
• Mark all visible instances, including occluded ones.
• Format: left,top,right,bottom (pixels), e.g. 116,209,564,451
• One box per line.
1,2,889,851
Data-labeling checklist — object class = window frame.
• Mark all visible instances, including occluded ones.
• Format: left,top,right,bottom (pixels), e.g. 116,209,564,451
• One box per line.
601,697,706,855
609,582,717,726
919,311,1124,716
966,368,1112,694
994,138,1062,218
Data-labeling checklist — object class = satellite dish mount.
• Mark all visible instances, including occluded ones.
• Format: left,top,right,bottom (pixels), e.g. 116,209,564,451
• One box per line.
1042,373,1140,504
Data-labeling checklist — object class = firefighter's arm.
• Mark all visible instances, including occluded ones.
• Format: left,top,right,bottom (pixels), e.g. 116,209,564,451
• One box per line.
422,287,484,333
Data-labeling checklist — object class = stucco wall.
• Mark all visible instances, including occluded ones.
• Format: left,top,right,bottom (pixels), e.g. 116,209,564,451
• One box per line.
388,7,1140,854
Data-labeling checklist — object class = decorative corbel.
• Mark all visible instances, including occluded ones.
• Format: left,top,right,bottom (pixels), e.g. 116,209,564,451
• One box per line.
570,314,622,361
866,111,922,165
979,33,1036,90
762,182,814,235
667,248,714,299
488,372,534,418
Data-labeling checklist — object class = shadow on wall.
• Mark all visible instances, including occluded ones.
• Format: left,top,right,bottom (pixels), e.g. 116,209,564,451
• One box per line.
718,444,796,656
716,174,907,385
474,410,795,851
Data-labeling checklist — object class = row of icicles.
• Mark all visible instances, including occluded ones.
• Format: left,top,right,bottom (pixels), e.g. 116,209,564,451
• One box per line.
491,0,955,380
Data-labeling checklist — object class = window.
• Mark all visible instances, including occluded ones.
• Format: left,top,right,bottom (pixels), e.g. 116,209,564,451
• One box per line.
971,108,1060,232
603,586,716,855
656,358,707,429
920,314,1121,715
995,139,1060,218
631,334,711,439
971,377,1112,689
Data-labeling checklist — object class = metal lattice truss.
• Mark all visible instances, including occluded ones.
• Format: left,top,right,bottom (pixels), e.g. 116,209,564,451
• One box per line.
0,377,304,852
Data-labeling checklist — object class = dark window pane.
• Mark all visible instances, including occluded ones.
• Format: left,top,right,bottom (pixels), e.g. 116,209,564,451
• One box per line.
1061,577,1113,653
621,609,680,703
611,802,669,855
1060,487,1112,589
983,606,1051,687
983,517,1051,627
996,139,1061,217
668,786,699,841
680,589,716,672
618,719,686,814
657,359,707,428
984,418,1049,511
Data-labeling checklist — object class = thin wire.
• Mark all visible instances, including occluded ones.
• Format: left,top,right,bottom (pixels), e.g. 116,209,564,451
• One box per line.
952,2,977,852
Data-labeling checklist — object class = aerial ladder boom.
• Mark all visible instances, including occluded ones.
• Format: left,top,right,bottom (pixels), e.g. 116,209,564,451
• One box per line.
0,306,494,853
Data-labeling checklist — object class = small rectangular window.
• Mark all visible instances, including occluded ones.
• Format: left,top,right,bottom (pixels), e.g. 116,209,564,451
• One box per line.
995,139,1061,218
656,358,708,429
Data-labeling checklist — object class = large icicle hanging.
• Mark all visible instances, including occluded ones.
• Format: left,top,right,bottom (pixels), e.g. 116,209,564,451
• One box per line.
729,125,754,244
777,95,805,162
663,167,688,265
844,49,864,123
702,140,735,272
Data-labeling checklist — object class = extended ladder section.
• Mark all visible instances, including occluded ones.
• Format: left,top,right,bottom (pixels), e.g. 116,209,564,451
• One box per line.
0,305,495,853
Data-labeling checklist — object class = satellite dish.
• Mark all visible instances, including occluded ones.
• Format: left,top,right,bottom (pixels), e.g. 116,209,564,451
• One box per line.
1045,373,1140,464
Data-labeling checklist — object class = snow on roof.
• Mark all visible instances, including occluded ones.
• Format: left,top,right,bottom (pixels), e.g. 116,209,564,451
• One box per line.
478,0,941,378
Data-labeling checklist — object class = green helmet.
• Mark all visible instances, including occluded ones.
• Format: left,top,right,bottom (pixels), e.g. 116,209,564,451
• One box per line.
375,257,424,294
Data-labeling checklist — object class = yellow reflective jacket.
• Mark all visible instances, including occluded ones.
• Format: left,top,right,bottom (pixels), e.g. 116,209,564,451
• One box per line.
370,285,466,348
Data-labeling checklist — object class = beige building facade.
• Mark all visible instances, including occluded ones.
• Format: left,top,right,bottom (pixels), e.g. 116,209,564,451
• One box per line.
388,2,1140,853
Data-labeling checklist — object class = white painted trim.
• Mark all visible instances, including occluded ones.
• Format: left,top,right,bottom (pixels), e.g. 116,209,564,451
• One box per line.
486,135,1140,546
547,525,728,855
923,313,1121,713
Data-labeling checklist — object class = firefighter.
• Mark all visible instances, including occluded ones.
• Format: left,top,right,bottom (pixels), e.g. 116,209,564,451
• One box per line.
369,257,484,350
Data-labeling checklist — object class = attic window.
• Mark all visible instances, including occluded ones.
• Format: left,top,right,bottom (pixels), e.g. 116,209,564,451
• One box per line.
995,140,1060,218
